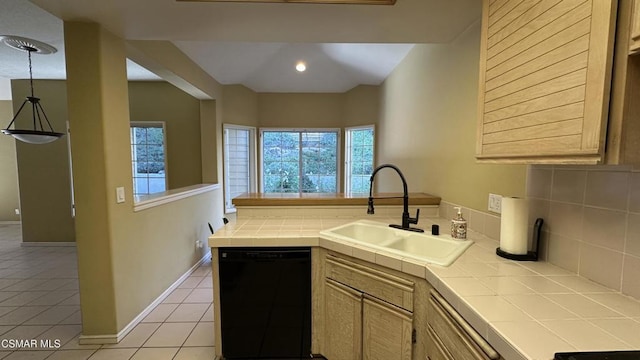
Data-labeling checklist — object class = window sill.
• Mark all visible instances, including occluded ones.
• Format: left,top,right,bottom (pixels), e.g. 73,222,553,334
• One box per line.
133,183,220,212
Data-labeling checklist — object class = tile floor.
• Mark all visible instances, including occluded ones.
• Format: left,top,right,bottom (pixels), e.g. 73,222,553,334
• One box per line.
0,224,215,360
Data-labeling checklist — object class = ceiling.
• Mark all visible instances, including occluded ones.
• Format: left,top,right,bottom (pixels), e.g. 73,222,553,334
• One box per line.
0,0,481,99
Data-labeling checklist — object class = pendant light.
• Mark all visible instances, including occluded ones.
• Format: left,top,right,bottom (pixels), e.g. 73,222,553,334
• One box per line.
1,36,64,145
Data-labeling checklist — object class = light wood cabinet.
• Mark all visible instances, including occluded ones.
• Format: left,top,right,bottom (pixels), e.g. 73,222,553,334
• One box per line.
322,254,415,360
363,296,413,360
630,0,640,53
324,278,363,360
607,0,640,165
475,0,618,164
427,290,500,360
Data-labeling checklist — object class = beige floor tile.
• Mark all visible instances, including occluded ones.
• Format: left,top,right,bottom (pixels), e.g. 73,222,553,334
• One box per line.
182,289,213,303
27,291,77,306
0,307,50,325
103,323,161,349
177,277,202,289
130,347,179,360
57,294,80,306
0,325,14,335
200,304,214,322
173,346,216,360
45,350,97,360
143,322,196,348
141,304,178,323
166,303,208,323
0,292,48,307
1,325,52,345
2,351,53,360
37,324,82,348
59,311,82,325
161,289,192,304
86,348,137,360
183,322,215,347
196,277,213,289
24,306,78,325
58,336,101,350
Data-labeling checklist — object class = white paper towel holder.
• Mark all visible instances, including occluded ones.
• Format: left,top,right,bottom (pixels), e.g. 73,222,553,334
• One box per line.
496,218,543,261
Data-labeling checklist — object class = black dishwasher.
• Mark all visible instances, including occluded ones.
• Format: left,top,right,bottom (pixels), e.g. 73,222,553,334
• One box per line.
219,247,312,359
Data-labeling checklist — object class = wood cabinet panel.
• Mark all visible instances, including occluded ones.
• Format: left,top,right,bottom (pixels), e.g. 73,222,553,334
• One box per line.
608,0,640,165
426,325,454,360
630,0,640,52
427,291,500,360
476,0,617,163
362,296,412,360
325,254,414,311
324,278,363,360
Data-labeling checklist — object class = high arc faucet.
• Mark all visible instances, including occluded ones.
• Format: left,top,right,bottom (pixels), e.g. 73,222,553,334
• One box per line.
367,164,424,233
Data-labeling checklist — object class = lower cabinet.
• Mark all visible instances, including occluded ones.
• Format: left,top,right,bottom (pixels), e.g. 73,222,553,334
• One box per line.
362,295,413,360
426,290,501,360
324,279,363,360
323,254,415,360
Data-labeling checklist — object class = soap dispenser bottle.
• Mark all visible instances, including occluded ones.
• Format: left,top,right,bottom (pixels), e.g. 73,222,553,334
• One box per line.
451,207,467,240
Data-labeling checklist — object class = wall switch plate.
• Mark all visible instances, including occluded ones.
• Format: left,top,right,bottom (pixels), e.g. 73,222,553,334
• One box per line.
116,187,125,204
14,208,20,215
488,193,502,213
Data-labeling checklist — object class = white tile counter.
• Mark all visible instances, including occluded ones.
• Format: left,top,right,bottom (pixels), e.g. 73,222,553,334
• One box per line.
209,216,640,360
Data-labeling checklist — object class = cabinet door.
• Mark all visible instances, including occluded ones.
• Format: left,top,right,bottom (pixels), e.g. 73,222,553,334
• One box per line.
426,325,454,360
427,291,499,360
362,295,412,360
324,278,363,360
631,0,640,53
476,0,617,164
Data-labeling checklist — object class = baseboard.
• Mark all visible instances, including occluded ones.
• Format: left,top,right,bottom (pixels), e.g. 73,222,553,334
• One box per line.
21,242,76,247
79,250,212,345
0,221,21,225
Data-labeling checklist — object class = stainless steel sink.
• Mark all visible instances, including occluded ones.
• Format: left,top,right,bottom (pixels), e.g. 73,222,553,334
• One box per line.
320,220,472,266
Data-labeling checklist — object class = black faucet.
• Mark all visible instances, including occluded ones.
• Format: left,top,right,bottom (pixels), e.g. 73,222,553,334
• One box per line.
367,164,424,233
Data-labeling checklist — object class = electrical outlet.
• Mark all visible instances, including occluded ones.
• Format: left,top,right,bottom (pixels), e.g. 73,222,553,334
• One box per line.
195,240,202,249
14,208,20,215
488,193,502,213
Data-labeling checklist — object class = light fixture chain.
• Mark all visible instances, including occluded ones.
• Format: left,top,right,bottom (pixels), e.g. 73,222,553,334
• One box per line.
27,49,35,98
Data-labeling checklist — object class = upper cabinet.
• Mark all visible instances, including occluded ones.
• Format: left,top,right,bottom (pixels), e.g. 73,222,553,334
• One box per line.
608,0,640,164
630,0,640,53
475,0,618,164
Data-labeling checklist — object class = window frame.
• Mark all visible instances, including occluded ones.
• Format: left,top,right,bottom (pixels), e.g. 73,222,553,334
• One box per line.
344,125,375,195
130,121,168,196
259,127,341,194
222,123,257,213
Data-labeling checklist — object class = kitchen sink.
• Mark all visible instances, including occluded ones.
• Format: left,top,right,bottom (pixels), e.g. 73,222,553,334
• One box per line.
320,220,472,266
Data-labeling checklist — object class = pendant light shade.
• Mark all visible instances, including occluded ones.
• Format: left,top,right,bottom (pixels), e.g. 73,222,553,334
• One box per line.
1,36,64,145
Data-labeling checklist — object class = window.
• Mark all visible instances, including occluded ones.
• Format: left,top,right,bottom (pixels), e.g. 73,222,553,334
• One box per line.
261,129,339,193
130,122,167,196
345,126,374,194
223,124,256,212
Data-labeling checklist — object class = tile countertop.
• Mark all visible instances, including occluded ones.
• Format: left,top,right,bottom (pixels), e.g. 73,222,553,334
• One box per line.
209,216,640,360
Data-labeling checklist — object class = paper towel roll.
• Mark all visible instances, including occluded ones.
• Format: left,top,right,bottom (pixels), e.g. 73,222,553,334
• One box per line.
500,197,529,255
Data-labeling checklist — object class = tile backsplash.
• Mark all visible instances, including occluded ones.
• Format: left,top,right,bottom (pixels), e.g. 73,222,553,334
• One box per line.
526,165,640,299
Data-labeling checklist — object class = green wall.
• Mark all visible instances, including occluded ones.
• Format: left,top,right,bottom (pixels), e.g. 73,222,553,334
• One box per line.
0,100,20,222
378,23,526,211
10,79,204,243
11,80,75,242
128,81,202,189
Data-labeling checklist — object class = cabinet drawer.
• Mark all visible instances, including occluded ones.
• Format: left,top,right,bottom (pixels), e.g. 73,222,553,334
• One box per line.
427,291,499,360
426,325,453,360
325,254,414,312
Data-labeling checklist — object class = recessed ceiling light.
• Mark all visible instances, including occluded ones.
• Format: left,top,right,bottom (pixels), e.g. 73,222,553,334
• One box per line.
296,62,307,72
